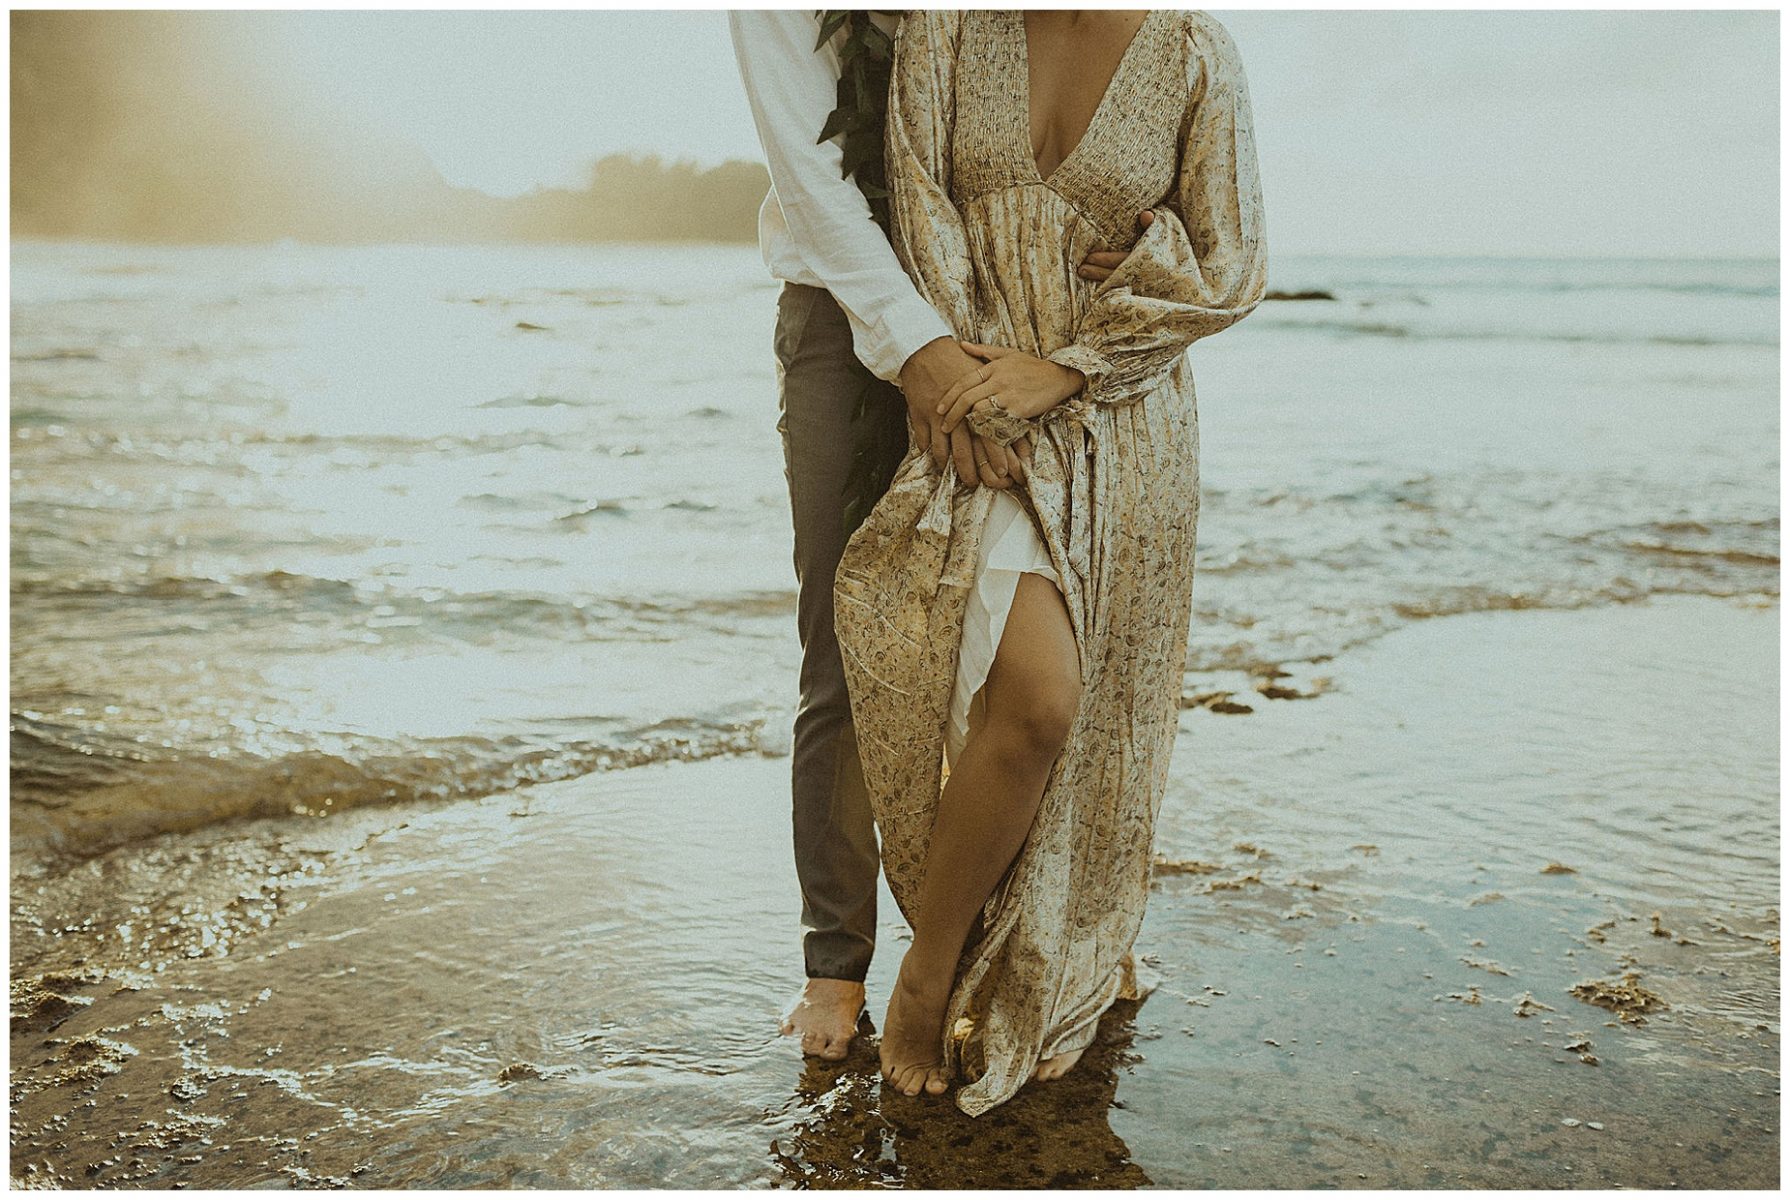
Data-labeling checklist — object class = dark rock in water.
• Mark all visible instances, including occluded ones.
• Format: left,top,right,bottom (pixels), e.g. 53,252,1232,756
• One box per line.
1264,289,1334,301
514,321,549,331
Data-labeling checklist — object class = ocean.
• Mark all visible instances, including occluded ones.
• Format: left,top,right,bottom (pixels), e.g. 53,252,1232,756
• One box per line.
11,241,1777,863
8,240,1779,1186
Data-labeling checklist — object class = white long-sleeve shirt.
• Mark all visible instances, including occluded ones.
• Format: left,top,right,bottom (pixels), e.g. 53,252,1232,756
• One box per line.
728,10,954,384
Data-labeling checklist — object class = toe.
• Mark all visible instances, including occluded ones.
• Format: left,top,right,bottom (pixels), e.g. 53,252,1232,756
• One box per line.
817,1033,850,1061
923,1065,949,1095
801,1030,824,1056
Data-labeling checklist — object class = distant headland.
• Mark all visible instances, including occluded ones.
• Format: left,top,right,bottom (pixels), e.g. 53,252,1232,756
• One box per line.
12,10,771,245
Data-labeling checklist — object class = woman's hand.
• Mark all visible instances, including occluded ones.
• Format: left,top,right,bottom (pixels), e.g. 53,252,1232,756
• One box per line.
937,342,1086,433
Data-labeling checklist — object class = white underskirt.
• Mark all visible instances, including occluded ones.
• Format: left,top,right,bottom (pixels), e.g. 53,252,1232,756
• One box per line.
945,487,1061,769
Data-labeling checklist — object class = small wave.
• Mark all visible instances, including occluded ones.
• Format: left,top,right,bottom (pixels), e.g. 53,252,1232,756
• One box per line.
13,348,103,362
11,712,179,802
12,568,360,606
456,288,631,308
1568,518,1782,574
85,263,169,277
1389,579,1775,623
61,427,630,462
558,500,629,520
475,394,579,409
1195,548,1298,574
11,569,796,648
10,406,72,426
1259,316,1775,349
1625,542,1779,568
459,490,589,512
11,719,777,862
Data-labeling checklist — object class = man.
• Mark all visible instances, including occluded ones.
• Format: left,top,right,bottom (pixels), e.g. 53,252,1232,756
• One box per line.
728,9,1137,1062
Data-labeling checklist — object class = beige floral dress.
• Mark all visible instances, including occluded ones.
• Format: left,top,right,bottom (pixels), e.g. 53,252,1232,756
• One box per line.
834,8,1268,1117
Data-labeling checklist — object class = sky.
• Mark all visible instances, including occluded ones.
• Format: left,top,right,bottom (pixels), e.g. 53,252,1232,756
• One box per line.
236,7,1779,258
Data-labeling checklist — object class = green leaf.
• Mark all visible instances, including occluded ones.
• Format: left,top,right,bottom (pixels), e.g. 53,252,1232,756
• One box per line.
862,22,894,60
814,10,848,50
815,105,854,144
814,6,896,241
840,135,878,179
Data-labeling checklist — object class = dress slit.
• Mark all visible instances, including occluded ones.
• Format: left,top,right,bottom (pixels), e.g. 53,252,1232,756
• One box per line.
945,487,1062,770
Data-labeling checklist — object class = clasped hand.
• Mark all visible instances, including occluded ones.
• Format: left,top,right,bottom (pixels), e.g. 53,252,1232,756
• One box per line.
895,209,1148,488
936,343,1085,434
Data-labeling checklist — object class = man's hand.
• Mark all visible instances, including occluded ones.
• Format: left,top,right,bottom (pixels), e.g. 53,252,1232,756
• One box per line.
951,425,1031,488
899,335,1021,488
1078,210,1156,283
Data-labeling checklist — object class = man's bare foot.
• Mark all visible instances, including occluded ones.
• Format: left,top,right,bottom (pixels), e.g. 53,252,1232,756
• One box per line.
780,977,866,1061
1032,1044,1086,1081
879,951,953,1096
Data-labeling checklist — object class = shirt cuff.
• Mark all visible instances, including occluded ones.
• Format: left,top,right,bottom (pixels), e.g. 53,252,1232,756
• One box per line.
866,303,957,385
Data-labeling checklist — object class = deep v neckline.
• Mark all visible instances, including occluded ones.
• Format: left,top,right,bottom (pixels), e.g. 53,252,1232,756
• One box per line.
1012,9,1161,186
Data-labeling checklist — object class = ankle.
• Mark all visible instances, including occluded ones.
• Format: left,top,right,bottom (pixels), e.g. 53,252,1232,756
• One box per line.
808,974,864,984
896,949,955,997
804,976,865,997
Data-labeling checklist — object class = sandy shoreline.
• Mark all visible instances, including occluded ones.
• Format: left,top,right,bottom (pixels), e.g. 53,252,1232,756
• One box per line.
10,593,1779,1188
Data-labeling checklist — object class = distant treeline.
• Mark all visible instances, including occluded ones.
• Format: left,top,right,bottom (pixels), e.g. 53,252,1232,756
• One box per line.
493,156,772,245
10,10,770,244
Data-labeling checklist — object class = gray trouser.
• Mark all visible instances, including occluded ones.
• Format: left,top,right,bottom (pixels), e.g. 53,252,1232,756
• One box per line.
773,281,910,983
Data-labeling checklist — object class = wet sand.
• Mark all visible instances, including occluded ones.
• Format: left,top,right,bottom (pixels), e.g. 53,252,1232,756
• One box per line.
10,593,1778,1188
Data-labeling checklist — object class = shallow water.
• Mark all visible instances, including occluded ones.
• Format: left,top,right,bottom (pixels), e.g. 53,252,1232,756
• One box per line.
10,242,1779,856
9,241,1779,1186
9,597,1777,1187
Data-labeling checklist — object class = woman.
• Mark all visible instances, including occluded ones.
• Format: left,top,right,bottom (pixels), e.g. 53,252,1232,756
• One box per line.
834,8,1267,1117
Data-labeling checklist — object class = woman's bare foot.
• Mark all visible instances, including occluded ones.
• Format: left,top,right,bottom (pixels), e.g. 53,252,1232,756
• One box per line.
780,977,865,1061
879,952,953,1096
1032,1044,1086,1081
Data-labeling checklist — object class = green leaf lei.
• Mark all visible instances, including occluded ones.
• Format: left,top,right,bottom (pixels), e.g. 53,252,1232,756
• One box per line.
817,9,911,538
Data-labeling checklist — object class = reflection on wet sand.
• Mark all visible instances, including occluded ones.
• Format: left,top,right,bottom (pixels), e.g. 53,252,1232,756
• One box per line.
769,1002,1151,1188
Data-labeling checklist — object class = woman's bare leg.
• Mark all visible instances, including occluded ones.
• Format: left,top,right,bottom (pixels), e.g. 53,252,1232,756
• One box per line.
879,572,1082,1096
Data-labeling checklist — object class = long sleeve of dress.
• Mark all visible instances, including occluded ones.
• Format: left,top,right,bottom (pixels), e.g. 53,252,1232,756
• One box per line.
1045,15,1268,414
